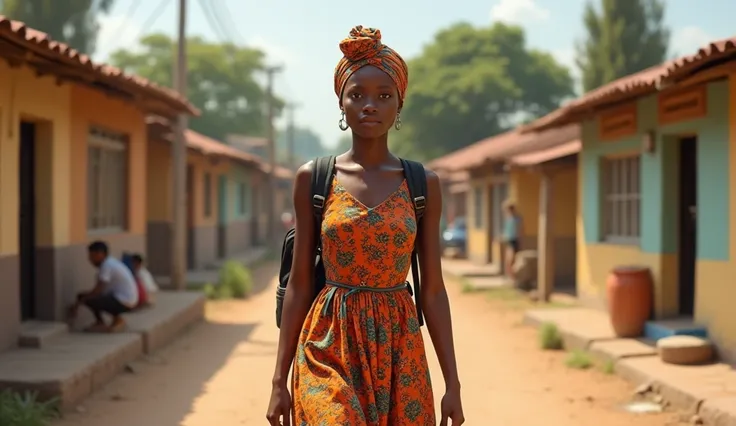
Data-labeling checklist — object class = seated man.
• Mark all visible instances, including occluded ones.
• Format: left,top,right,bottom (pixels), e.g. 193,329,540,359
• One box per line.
68,241,139,333
131,253,158,306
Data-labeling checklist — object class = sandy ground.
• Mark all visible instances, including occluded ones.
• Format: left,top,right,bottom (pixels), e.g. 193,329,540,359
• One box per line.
54,262,686,426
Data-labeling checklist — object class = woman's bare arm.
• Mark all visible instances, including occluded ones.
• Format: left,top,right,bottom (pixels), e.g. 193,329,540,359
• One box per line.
271,162,318,386
417,169,461,392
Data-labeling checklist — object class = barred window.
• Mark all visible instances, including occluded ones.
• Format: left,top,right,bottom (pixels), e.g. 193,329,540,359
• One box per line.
87,127,127,232
602,155,641,243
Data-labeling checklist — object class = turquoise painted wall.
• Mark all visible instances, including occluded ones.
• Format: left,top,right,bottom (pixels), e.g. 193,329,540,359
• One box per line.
224,164,252,223
582,80,730,261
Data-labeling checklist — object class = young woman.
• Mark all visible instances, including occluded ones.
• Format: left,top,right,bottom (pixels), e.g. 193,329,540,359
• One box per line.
267,26,464,426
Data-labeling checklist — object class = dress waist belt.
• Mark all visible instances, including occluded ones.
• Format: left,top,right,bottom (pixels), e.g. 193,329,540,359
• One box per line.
322,280,410,319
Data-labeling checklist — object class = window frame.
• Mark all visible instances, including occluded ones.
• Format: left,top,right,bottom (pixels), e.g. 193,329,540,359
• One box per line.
87,126,128,234
600,154,641,245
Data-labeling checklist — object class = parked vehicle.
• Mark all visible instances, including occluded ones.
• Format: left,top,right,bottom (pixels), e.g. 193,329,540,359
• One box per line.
442,217,467,257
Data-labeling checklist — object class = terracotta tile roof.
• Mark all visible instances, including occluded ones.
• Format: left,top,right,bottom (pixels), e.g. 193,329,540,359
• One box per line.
185,129,262,165
0,16,199,117
522,36,736,132
428,124,579,172
146,117,293,180
509,140,581,166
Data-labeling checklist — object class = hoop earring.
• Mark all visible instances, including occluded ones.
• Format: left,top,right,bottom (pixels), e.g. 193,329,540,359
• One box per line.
394,112,402,131
338,110,348,131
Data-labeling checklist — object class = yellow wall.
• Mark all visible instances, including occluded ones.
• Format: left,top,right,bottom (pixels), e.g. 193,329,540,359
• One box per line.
147,139,173,222
0,63,72,254
187,152,229,228
693,73,736,361
69,85,147,244
508,169,540,237
467,178,488,262
552,168,577,238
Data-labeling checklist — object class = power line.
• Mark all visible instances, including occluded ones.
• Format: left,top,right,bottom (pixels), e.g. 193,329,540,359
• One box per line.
109,0,169,55
195,0,229,43
138,0,170,33
102,0,143,47
210,0,244,44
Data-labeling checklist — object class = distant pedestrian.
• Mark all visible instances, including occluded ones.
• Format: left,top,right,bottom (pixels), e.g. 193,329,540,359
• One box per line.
503,202,523,279
267,25,464,426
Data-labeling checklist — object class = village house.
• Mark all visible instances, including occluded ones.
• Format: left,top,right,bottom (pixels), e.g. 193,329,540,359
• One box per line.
521,37,736,362
146,119,293,274
0,18,198,352
429,125,580,294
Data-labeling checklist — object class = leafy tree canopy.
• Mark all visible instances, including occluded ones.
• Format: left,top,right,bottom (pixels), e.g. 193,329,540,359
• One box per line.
576,0,669,92
393,22,574,161
110,33,284,140
0,0,116,55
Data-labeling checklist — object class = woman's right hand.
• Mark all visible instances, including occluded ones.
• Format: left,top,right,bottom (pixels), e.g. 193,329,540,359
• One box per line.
266,383,292,426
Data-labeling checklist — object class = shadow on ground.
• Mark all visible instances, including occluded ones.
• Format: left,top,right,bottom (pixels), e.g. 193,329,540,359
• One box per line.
53,262,281,426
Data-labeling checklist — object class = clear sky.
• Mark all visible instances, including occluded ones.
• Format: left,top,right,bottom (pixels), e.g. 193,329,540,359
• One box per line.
93,0,735,148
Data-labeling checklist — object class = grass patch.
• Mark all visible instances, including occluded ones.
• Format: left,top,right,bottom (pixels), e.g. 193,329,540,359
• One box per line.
565,349,594,370
538,322,564,350
600,359,615,375
0,390,59,426
459,278,476,293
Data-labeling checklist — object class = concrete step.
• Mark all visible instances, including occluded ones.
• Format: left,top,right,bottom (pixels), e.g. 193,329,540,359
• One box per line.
644,317,708,341
18,321,69,348
0,332,142,410
124,291,205,354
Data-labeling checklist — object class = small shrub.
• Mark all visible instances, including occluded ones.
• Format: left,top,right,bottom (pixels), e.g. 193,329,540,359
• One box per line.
0,389,58,426
460,278,474,293
538,322,564,350
565,350,593,370
202,283,221,300
218,261,253,299
601,360,615,375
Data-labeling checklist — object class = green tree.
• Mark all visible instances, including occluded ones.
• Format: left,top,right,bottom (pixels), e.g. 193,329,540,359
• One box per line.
395,22,574,161
110,33,283,140
0,0,116,55
576,0,669,92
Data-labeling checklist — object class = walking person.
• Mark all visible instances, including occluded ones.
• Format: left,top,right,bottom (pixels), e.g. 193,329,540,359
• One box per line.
503,202,523,279
267,26,464,426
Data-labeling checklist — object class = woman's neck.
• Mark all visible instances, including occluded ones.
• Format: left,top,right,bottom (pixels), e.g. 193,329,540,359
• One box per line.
349,133,391,168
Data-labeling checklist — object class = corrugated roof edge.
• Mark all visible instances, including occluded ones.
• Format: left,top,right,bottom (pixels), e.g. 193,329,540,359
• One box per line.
0,16,200,117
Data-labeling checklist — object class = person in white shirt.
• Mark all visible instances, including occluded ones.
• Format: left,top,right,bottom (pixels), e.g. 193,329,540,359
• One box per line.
68,241,139,333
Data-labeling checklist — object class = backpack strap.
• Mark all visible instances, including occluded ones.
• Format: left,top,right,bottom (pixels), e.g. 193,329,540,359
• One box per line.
400,158,427,327
311,156,336,246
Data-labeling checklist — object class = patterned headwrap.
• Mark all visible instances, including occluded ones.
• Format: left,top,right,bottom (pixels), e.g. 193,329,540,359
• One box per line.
334,26,409,106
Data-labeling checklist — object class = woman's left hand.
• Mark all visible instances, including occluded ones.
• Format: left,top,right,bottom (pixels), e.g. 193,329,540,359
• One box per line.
439,388,465,425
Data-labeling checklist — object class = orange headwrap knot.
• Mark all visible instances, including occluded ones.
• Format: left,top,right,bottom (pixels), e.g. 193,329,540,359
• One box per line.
334,25,409,105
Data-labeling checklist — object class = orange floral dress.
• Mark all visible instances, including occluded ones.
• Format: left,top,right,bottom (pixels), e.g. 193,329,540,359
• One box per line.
291,177,436,425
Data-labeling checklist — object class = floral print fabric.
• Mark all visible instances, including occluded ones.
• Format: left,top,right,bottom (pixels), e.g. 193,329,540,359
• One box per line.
291,177,435,425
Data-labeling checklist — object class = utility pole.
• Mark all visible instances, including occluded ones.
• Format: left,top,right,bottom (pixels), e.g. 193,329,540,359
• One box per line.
286,102,301,171
264,65,283,246
171,0,188,290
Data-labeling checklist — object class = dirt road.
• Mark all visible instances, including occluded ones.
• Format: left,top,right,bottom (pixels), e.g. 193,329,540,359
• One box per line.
55,262,684,425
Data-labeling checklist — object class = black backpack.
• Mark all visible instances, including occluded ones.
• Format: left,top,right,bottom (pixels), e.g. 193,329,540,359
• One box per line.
276,155,428,329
